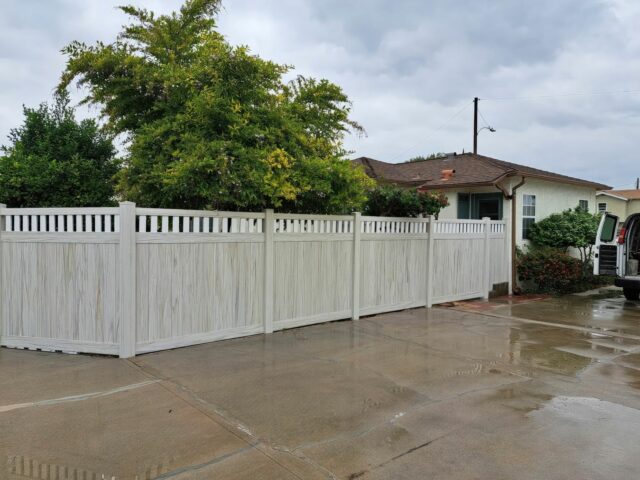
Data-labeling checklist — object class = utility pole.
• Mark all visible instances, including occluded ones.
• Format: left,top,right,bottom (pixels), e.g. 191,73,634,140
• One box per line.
636,177,639,190
473,97,478,155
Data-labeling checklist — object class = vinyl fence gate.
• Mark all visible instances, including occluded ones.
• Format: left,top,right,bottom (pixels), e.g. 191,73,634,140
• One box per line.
0,204,510,357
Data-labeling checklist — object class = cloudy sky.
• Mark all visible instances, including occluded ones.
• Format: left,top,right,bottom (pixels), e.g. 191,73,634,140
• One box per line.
1,0,639,188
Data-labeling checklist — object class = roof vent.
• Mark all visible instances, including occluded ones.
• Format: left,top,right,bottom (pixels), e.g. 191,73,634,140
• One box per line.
441,169,455,181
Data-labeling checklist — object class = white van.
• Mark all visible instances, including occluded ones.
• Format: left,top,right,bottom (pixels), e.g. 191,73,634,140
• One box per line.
594,213,640,300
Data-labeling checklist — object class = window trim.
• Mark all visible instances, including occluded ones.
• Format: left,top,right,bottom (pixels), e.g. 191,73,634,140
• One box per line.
522,194,536,240
598,202,607,214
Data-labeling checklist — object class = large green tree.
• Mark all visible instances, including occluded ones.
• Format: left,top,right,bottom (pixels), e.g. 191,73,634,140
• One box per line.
0,92,118,207
59,0,372,212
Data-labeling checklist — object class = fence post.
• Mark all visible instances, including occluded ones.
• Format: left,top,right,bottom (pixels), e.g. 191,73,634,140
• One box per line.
0,204,5,342
352,212,361,320
482,217,491,300
119,202,137,358
264,209,274,334
426,215,435,308
505,216,512,295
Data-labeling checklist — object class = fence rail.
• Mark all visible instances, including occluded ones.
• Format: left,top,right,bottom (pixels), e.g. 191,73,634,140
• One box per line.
0,204,509,358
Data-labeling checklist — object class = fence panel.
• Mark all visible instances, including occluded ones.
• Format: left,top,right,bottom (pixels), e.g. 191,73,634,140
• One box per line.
0,207,120,354
272,213,353,329
135,209,265,353
359,217,429,316
0,206,510,357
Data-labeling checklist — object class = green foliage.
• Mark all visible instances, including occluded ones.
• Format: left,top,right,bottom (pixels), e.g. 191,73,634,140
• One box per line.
0,92,118,207
528,206,600,273
517,246,613,295
405,153,445,163
363,185,449,217
59,0,372,212
517,247,584,294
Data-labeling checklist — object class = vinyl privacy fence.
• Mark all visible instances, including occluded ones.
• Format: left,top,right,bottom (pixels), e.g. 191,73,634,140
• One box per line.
0,203,510,357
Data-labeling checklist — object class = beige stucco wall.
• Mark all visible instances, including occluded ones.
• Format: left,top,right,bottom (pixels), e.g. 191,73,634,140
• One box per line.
596,195,640,221
629,200,640,216
595,195,627,220
434,177,598,248
513,178,596,247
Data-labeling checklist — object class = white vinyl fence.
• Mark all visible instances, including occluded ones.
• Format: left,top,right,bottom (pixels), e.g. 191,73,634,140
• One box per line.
0,203,510,357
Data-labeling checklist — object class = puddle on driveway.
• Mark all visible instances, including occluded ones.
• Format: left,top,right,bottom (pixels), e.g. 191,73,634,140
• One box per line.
502,291,640,337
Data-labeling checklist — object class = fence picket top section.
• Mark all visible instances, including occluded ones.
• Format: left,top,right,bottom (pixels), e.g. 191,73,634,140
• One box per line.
1,207,120,233
0,206,506,238
134,208,265,234
135,208,265,219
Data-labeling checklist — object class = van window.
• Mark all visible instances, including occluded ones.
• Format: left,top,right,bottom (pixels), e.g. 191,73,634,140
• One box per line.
601,215,617,243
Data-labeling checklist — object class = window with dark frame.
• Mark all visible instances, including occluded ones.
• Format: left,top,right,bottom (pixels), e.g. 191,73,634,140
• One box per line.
578,199,589,212
522,194,536,239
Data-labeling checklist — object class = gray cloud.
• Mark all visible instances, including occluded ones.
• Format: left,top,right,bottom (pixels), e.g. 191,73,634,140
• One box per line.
1,0,639,188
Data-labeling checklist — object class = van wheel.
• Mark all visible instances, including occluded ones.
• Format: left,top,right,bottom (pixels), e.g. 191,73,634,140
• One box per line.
623,288,640,301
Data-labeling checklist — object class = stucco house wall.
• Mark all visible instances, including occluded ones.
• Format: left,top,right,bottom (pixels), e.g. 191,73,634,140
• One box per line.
596,195,627,219
513,178,596,246
595,193,640,222
435,177,598,247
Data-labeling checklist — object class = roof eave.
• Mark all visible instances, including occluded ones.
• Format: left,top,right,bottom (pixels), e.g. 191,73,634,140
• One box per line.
505,171,610,191
596,191,630,201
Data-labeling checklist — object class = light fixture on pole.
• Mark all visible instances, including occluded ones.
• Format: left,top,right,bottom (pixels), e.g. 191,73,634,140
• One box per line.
473,97,496,155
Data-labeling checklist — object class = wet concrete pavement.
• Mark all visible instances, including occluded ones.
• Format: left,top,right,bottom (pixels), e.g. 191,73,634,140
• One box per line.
3,288,640,479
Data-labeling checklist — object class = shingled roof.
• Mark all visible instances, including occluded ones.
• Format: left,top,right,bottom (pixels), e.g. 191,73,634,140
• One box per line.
352,153,610,190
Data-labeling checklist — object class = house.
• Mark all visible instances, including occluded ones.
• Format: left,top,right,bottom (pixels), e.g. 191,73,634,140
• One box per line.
596,189,640,225
354,152,610,287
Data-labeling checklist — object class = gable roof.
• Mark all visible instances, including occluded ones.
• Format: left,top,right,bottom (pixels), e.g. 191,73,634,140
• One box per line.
597,189,640,201
352,153,610,190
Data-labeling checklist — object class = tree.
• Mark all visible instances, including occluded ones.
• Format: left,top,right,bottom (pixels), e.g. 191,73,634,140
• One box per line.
59,0,372,213
363,185,449,217
405,153,445,163
0,92,119,207
527,207,601,274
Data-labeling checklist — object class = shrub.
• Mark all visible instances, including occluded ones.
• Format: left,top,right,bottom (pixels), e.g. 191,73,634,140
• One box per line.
528,207,600,275
364,185,448,217
517,247,584,294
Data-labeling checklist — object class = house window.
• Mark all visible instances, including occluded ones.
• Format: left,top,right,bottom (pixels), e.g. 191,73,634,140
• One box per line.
522,194,536,239
578,200,589,212
457,192,503,220
598,202,607,214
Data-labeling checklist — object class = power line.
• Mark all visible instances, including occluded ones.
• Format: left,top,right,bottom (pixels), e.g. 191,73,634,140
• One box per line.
388,100,473,162
484,89,640,101
478,109,491,128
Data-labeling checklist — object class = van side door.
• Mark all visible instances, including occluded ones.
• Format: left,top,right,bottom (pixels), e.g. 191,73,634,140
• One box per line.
594,213,619,275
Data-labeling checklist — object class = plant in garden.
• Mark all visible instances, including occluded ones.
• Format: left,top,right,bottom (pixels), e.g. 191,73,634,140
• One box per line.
516,247,584,294
0,91,119,207
59,0,372,213
363,185,448,217
527,206,600,274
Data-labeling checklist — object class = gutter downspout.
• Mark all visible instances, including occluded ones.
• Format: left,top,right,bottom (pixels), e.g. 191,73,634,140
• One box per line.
495,176,526,293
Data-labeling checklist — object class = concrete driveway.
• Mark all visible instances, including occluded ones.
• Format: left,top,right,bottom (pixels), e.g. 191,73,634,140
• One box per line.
3,288,640,479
